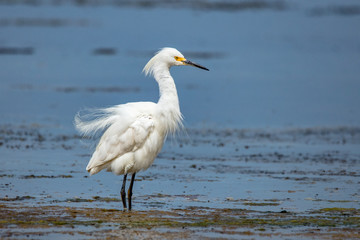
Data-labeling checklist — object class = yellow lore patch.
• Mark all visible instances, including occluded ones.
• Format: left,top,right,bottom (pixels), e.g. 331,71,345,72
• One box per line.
174,56,186,62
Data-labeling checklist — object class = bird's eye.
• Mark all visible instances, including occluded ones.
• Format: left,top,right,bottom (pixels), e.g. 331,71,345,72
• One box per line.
174,56,180,61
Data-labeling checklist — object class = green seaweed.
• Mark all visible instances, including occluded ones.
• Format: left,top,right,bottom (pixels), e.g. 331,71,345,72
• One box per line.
1,203,359,238
22,174,73,179
243,202,280,206
0,196,35,201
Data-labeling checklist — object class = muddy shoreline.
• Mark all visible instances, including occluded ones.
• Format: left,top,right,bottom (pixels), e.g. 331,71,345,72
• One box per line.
1,124,359,239
1,204,359,239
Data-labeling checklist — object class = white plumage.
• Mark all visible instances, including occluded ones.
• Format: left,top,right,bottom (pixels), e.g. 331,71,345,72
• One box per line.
75,47,208,210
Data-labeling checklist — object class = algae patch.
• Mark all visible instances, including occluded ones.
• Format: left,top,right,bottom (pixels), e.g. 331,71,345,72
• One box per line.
0,196,35,201
21,174,73,179
1,204,359,231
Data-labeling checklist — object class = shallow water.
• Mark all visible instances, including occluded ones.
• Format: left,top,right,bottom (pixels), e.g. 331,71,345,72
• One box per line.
1,0,360,239
1,124,359,238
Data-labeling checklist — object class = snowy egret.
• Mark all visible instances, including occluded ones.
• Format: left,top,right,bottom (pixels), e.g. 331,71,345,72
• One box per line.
75,47,209,210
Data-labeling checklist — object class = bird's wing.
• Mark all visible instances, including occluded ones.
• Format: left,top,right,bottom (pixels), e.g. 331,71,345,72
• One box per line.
86,114,155,175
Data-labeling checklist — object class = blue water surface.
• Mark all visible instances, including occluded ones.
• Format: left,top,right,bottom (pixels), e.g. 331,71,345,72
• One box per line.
0,0,359,130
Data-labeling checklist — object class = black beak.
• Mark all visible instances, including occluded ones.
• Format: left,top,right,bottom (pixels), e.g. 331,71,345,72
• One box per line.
183,60,209,71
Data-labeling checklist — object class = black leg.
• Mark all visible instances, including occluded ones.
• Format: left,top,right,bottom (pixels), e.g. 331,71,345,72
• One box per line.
120,174,127,210
128,173,136,210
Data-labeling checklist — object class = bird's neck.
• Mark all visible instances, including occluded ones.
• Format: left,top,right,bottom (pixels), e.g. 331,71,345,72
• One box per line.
154,67,179,107
153,66,182,133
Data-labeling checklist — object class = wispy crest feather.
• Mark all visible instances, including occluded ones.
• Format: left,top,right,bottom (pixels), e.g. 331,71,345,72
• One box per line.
142,55,156,77
142,49,161,77
142,47,177,77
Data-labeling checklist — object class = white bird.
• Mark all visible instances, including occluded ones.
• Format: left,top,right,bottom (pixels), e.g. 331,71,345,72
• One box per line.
75,47,209,210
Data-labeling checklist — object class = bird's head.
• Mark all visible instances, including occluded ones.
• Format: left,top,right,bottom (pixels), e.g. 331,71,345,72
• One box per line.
143,47,209,76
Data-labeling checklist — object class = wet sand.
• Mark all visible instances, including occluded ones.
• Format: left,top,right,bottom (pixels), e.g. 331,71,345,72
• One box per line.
1,124,359,239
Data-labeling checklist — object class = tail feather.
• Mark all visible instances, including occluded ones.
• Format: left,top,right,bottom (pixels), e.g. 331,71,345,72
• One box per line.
74,106,121,138
87,166,101,176
75,106,126,175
